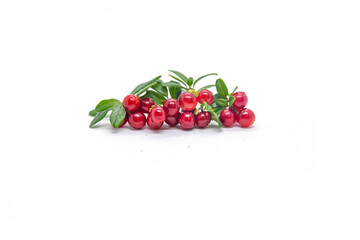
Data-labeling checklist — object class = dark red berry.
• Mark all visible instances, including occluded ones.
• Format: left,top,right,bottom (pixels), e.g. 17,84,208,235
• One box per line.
195,111,211,128
179,112,195,130
179,92,198,111
147,115,163,130
219,109,236,127
163,98,180,116
123,94,141,112
165,114,179,127
149,106,166,123
197,89,214,105
237,108,255,127
140,98,155,113
117,113,128,128
232,92,248,109
128,111,146,129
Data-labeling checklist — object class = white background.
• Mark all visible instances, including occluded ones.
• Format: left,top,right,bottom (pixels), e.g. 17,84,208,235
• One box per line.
1,0,360,239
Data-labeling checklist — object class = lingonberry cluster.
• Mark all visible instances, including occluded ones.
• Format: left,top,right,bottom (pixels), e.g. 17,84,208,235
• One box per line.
89,70,255,130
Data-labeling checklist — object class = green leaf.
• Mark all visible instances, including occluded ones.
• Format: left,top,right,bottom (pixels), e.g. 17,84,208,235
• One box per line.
169,74,188,87
110,103,127,128
213,107,223,115
130,75,161,95
163,82,188,90
136,82,158,96
216,98,228,107
95,99,120,112
169,70,188,83
89,109,97,117
215,78,229,99
140,90,166,105
187,77,194,87
167,81,184,99
193,73,218,87
229,95,236,107
89,110,109,128
204,102,212,110
198,84,215,91
204,102,223,127
151,79,168,97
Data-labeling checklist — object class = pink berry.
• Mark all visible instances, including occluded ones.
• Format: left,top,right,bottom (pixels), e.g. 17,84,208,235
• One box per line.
179,92,198,111
237,108,255,127
163,98,180,116
128,111,146,129
123,94,141,112
232,92,248,109
197,89,214,105
165,114,179,127
219,109,236,127
149,106,166,123
147,115,163,130
195,111,211,128
179,112,195,130
140,98,155,113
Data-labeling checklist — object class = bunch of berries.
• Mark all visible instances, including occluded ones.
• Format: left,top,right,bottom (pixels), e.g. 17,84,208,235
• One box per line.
89,70,255,130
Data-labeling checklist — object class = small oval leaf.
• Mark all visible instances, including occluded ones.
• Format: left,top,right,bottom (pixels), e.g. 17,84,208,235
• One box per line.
89,110,109,128
89,109,97,117
95,99,120,112
187,77,194,87
216,98,228,107
110,104,126,128
215,78,229,99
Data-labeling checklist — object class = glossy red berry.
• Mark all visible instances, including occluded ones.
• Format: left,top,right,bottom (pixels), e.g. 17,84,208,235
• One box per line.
179,92,198,111
149,106,166,123
197,89,214,105
237,108,255,127
165,114,179,127
147,115,163,130
117,113,128,128
195,111,211,128
128,111,146,129
232,92,248,109
139,98,155,113
219,109,236,127
163,98,180,116
179,112,195,130
123,94,141,112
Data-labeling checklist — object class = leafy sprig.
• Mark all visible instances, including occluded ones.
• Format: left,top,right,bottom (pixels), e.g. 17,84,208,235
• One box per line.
167,70,217,91
89,70,239,129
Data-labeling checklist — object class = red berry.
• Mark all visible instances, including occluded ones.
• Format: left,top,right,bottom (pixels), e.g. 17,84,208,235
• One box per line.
147,115,163,130
197,89,214,105
149,106,166,123
140,98,155,113
232,92,248,109
179,112,195,130
165,114,179,127
117,113,128,128
219,109,236,127
195,111,211,128
179,92,198,111
128,111,146,129
123,94,141,112
237,108,255,127
163,98,180,116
